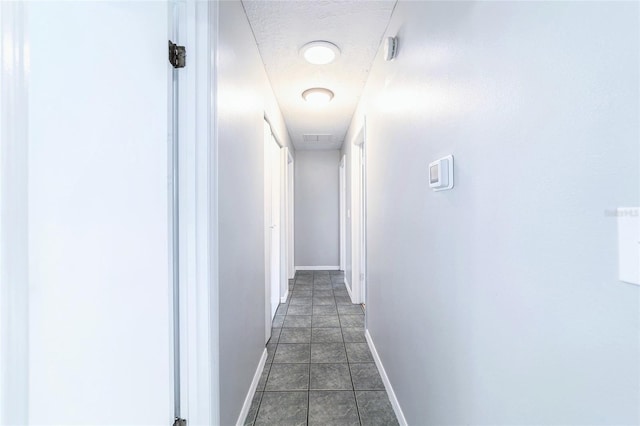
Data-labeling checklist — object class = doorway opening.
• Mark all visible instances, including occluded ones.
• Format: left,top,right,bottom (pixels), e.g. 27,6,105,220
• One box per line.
263,117,296,343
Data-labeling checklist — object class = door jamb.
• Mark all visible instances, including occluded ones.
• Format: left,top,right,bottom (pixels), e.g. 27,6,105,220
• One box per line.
263,119,273,344
350,123,367,305
0,3,29,424
263,117,285,342
339,156,346,272
287,150,295,281
281,148,294,301
175,0,218,424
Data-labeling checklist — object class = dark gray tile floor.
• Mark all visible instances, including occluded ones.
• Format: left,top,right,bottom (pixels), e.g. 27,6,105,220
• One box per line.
245,270,400,426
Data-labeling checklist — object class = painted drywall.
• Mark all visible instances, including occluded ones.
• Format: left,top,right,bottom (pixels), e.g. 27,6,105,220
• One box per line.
344,1,640,424
26,2,172,423
217,2,293,424
295,150,341,267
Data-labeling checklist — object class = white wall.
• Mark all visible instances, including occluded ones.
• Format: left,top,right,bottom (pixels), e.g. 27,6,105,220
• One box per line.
295,150,340,268
344,1,640,424
216,2,293,424
25,2,172,424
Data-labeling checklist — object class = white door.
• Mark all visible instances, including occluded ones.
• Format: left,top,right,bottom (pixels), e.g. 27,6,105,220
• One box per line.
351,127,367,305
359,142,367,306
269,134,282,319
23,2,173,424
264,120,282,330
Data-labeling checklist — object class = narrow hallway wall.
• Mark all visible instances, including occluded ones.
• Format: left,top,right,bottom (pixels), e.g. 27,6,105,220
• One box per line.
295,150,341,269
343,1,639,424
217,2,293,424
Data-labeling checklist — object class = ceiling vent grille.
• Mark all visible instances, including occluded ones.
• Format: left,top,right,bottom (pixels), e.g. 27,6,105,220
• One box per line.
303,134,333,143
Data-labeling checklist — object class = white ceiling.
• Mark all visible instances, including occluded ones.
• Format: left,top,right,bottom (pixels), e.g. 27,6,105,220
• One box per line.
242,0,397,150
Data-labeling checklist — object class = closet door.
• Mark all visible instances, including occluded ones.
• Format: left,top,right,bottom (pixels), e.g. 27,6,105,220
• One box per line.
27,2,173,424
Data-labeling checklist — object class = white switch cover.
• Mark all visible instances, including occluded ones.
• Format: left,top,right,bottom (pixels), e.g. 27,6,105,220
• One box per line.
617,207,640,285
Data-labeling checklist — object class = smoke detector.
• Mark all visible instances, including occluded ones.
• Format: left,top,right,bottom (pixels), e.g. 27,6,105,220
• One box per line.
384,36,398,61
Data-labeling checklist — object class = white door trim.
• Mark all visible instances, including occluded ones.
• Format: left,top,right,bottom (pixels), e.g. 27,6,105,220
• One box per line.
178,1,218,424
264,118,284,340
287,150,295,281
350,123,367,305
270,134,282,319
339,155,346,272
207,4,221,423
0,3,29,424
281,147,294,302
263,119,273,344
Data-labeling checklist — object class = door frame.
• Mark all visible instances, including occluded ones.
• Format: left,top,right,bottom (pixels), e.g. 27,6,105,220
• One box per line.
350,124,367,305
282,148,295,298
287,149,295,281
339,155,346,272
270,132,282,320
177,1,219,424
263,119,273,343
0,2,29,424
264,117,285,342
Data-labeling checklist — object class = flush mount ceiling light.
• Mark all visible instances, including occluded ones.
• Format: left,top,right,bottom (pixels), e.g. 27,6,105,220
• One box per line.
300,41,341,65
302,88,334,105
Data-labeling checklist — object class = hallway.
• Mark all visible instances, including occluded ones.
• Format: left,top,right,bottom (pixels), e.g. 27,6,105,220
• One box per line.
245,270,398,426
2,1,638,425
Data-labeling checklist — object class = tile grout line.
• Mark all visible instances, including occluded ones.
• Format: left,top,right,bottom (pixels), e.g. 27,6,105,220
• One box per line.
310,271,320,424
335,285,363,426
294,273,311,425
307,271,313,425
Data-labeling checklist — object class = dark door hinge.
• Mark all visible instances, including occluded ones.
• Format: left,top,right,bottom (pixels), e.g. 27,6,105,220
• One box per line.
173,417,186,426
169,40,186,69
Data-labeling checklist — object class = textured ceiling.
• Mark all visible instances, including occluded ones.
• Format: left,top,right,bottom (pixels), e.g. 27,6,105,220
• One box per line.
242,0,397,150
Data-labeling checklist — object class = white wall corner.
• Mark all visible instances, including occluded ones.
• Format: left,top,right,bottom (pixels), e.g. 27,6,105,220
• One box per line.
235,348,267,426
280,289,289,304
365,329,408,426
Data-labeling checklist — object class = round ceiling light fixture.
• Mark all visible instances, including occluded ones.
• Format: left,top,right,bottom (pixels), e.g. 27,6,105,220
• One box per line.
300,41,341,65
302,88,334,105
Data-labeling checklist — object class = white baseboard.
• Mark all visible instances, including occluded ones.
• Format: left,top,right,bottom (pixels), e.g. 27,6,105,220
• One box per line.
235,348,268,426
295,265,340,271
365,329,408,426
280,289,289,304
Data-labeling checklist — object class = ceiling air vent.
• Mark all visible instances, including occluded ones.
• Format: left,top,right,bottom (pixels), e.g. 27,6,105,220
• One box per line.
303,134,333,143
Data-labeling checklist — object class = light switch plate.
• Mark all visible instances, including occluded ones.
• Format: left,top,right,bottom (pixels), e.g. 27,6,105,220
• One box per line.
617,207,640,285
